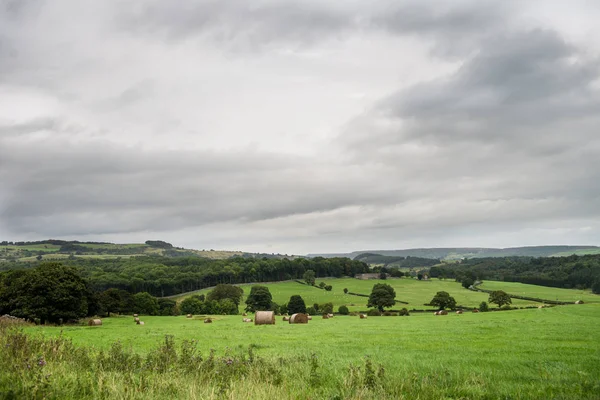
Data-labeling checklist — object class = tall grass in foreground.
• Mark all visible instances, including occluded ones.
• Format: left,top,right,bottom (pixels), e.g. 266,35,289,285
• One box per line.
1,323,598,400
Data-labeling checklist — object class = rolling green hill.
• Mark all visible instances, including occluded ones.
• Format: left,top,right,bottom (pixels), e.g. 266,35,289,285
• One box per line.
309,245,600,260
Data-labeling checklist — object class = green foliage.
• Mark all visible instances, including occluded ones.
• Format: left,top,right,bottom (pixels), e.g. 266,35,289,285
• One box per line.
207,284,243,311
324,285,332,291
479,301,489,312
318,282,326,289
318,302,333,314
157,298,178,316
287,295,306,314
144,240,173,249
343,288,348,294
98,288,134,316
338,305,349,315
367,283,396,312
429,291,457,310
591,280,600,294
180,296,203,315
489,290,512,308
462,278,475,289
306,306,317,315
245,286,273,312
0,262,91,323
303,269,316,286
366,308,382,316
133,292,159,315
399,308,410,316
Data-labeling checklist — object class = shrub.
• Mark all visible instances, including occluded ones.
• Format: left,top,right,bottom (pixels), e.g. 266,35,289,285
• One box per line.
338,305,349,315
366,309,381,317
306,306,317,315
479,301,489,312
324,285,332,291
319,302,334,314
343,288,348,294
382,311,397,316
501,305,513,311
287,295,307,314
399,308,410,316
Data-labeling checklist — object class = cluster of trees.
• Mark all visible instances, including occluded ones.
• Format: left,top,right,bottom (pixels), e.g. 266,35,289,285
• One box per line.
427,290,512,311
428,254,600,292
0,256,368,298
354,253,440,268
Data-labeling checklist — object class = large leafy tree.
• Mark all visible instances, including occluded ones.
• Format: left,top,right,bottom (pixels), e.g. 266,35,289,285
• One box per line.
429,291,457,310
98,288,134,316
0,263,90,324
133,292,160,315
245,285,272,312
207,284,243,308
303,270,316,286
488,290,512,308
287,295,307,314
367,283,396,312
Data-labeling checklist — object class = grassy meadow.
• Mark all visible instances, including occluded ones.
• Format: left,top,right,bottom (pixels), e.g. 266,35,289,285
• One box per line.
174,277,598,312
4,303,599,399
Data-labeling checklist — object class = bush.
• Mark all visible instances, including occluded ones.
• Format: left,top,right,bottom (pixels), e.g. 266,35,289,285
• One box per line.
501,305,513,311
366,309,382,317
382,311,397,316
324,285,332,291
399,308,410,316
343,288,348,294
479,301,489,312
319,302,334,314
338,305,349,315
306,306,317,315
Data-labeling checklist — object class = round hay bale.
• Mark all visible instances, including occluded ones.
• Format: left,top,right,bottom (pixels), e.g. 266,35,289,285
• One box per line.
204,318,213,323
138,321,145,325
289,313,309,324
439,310,448,315
322,314,329,319
186,314,193,318
575,300,584,304
456,311,463,314
133,314,138,317
242,318,253,323
254,311,275,325
538,305,544,309
307,315,312,320
472,309,479,313
327,313,334,318
88,319,102,326
359,314,367,319
134,317,140,323
282,316,290,322
243,313,248,316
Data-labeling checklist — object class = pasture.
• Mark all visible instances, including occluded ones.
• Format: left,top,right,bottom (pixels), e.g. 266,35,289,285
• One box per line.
174,277,597,311
10,304,600,399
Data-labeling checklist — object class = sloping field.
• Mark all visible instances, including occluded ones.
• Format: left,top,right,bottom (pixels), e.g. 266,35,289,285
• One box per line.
172,277,597,310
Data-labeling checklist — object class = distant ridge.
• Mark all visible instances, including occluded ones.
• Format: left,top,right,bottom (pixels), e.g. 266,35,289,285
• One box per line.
307,245,600,260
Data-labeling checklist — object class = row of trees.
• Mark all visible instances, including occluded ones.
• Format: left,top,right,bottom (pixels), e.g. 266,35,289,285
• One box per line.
1,256,369,298
428,254,600,292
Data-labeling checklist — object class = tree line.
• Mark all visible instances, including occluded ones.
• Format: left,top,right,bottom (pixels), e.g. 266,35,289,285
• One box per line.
428,254,600,293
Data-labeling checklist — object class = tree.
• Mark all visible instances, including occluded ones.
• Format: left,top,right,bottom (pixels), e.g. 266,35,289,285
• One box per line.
338,305,349,315
319,302,333,314
287,295,307,314
303,270,316,286
343,288,348,294
0,263,91,324
429,291,457,310
158,298,178,316
324,285,332,291
462,278,475,289
180,296,203,315
479,301,489,312
379,272,387,280
318,282,326,289
367,283,396,312
133,292,159,315
99,288,134,316
207,284,243,310
245,285,272,312
488,291,511,308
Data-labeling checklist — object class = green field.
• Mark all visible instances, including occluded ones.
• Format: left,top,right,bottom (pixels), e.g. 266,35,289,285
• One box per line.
9,304,600,399
174,278,597,311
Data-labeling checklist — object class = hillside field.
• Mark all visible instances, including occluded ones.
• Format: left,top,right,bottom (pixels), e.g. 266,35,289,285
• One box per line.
13,304,600,399
173,278,599,311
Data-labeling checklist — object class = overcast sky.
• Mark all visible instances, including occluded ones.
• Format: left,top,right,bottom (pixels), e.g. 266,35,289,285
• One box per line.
1,0,600,254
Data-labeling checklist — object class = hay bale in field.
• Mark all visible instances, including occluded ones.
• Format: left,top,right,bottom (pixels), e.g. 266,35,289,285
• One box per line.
538,305,544,309
138,321,145,325
133,314,138,317
186,314,193,318
242,318,253,323
88,319,102,326
243,313,248,316
359,314,367,319
307,315,312,320
289,313,309,324
134,317,140,323
472,309,479,313
575,300,584,304
327,313,334,318
204,318,213,323
282,316,290,322
322,314,329,319
254,311,275,325
435,310,448,315
456,311,463,314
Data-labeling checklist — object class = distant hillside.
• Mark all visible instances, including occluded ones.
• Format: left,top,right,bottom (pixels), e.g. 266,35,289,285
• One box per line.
353,253,440,268
308,246,600,261
0,239,295,262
